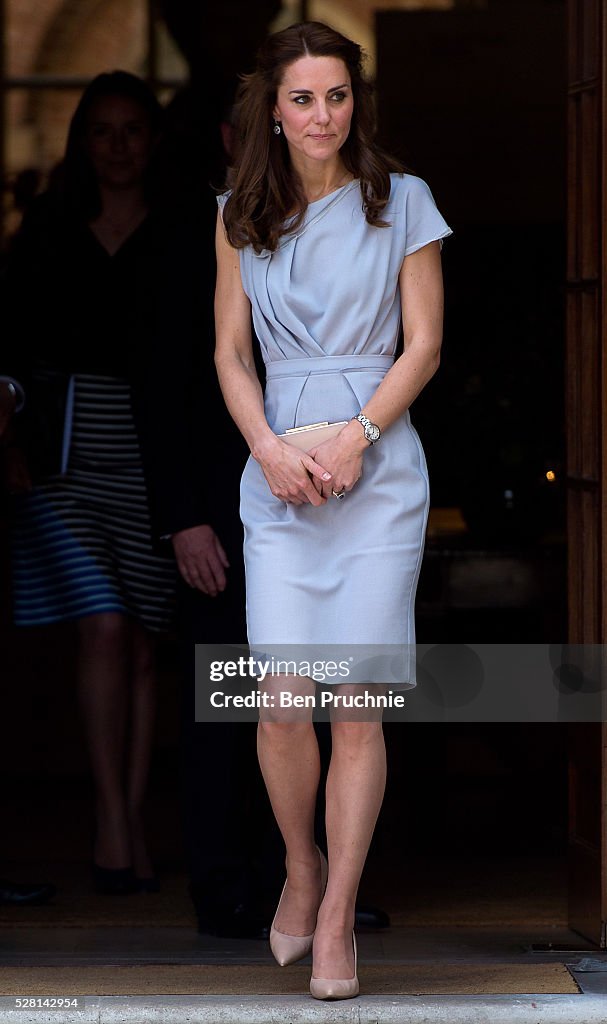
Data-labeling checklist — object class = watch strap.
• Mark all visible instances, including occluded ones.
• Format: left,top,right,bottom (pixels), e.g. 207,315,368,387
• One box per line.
353,412,381,444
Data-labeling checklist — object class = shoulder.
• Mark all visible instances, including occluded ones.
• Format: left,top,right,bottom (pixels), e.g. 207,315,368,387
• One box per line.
216,190,232,212
388,172,452,256
388,172,436,205
146,209,214,275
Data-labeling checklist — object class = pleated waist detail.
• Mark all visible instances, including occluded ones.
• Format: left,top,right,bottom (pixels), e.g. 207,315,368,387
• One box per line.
265,353,394,379
263,354,394,435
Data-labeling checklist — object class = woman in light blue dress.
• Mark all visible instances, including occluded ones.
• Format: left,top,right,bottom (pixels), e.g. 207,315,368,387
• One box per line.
215,22,451,1000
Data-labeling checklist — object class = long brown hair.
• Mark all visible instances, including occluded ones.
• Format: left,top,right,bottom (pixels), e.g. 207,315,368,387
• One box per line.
222,21,402,253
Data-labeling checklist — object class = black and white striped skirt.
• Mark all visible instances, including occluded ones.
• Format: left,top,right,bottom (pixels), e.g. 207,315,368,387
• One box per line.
11,374,176,632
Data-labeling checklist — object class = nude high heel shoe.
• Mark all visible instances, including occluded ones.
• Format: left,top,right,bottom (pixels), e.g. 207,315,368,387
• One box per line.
270,846,328,966
310,932,359,1001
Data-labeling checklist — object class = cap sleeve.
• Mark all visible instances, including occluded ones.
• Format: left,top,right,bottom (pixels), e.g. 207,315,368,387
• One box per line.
396,174,453,257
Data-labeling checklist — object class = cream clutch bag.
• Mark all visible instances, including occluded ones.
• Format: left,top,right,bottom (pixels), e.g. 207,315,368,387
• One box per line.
278,420,348,452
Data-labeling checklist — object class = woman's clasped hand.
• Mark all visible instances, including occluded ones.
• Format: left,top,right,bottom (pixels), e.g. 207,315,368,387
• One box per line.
309,421,368,500
254,434,332,506
255,420,367,505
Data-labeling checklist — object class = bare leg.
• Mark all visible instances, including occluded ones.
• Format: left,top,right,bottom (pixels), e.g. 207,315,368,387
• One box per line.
126,622,157,879
257,675,322,935
77,612,131,868
313,712,387,980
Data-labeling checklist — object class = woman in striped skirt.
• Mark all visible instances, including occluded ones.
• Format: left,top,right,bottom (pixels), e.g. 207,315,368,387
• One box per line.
6,73,177,892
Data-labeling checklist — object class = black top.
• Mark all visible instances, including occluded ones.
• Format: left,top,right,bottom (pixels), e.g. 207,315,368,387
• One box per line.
7,195,190,376
4,190,247,542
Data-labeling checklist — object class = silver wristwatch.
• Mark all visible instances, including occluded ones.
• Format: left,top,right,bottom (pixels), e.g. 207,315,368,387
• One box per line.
353,412,381,444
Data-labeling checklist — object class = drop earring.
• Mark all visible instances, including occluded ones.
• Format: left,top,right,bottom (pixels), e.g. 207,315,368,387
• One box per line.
273,120,282,135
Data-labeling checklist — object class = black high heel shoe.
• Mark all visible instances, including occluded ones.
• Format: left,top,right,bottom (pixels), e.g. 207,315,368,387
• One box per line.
134,874,160,893
92,864,137,894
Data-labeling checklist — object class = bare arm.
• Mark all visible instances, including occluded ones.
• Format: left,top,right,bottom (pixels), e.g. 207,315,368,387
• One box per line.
213,212,332,506
363,238,444,424
313,239,445,498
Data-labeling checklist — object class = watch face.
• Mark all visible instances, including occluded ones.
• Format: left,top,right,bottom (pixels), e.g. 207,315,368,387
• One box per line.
365,423,381,443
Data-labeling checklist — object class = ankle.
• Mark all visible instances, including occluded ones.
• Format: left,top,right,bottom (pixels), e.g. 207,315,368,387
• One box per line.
96,796,127,822
285,847,321,873
317,904,355,932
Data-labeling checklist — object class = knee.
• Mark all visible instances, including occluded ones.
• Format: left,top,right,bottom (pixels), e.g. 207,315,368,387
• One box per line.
330,720,384,751
131,636,156,683
258,718,314,745
78,613,128,652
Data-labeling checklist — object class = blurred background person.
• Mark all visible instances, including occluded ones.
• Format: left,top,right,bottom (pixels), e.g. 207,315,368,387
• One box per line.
3,69,272,929
146,83,273,939
3,72,176,894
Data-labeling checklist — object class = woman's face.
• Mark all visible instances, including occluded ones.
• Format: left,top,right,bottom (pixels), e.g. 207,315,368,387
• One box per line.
84,95,155,189
273,55,353,168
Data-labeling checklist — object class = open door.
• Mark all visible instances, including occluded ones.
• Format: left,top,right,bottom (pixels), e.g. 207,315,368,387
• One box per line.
566,0,607,946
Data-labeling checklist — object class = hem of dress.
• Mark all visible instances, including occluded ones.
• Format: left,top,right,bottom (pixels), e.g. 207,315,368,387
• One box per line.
13,604,172,633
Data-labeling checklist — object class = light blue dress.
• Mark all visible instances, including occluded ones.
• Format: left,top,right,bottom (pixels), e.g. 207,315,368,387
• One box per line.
220,173,452,686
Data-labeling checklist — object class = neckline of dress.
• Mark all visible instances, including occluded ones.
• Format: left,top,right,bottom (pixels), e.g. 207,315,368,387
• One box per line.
285,179,358,237
306,177,359,207
85,213,150,259
252,179,359,258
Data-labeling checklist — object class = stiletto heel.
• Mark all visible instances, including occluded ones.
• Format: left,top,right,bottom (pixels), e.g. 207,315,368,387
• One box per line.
92,863,137,895
310,931,359,1001
270,845,328,966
